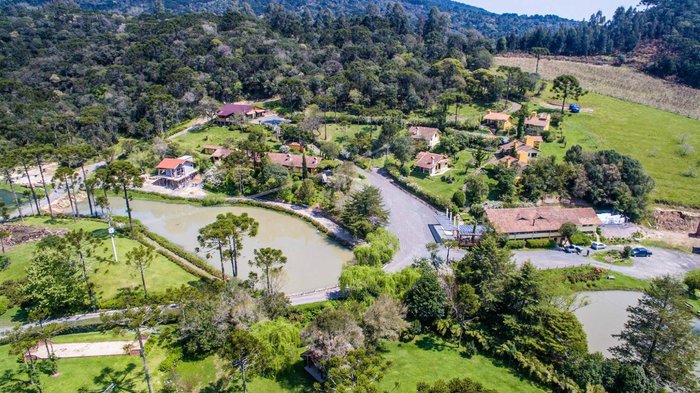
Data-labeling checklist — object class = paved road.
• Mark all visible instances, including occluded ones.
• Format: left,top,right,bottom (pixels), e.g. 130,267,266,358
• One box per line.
513,246,700,279
358,167,439,272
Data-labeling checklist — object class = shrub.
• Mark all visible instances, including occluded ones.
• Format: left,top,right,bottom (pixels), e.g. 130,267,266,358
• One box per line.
201,196,226,206
0,255,9,271
460,341,478,359
0,296,8,316
506,240,526,249
452,190,466,207
570,231,592,246
684,270,700,295
622,246,633,259
525,239,555,249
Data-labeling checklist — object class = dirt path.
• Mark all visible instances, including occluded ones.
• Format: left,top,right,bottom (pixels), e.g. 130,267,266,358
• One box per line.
138,235,217,280
167,117,210,140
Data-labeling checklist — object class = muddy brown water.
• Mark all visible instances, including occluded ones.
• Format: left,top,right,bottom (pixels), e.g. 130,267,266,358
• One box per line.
574,290,700,357
95,197,352,294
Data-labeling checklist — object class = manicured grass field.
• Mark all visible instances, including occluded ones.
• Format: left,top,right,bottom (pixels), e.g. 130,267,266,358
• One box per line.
378,336,546,393
535,90,700,208
171,125,245,153
406,150,473,201
0,330,170,393
0,217,198,324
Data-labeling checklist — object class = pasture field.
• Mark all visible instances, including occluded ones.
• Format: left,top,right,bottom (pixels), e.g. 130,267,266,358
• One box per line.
534,90,700,208
495,56,700,119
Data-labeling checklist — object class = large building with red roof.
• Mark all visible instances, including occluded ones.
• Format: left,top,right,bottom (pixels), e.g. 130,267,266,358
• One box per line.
484,206,601,241
216,103,267,124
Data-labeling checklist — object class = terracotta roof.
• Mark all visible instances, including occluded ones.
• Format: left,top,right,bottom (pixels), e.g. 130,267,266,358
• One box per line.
409,126,440,141
217,104,265,118
525,135,544,143
484,112,512,121
499,140,538,153
415,152,449,170
485,206,601,234
211,148,234,158
267,152,321,169
525,113,551,128
497,155,527,167
156,158,186,170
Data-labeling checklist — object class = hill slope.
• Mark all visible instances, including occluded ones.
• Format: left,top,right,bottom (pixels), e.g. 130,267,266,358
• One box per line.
3,0,572,37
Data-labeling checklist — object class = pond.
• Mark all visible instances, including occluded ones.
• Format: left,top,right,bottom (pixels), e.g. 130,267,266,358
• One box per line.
96,197,352,294
574,290,700,357
0,189,16,207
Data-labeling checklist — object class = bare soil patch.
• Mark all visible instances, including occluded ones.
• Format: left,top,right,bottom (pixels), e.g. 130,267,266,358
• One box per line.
0,223,67,248
30,338,147,359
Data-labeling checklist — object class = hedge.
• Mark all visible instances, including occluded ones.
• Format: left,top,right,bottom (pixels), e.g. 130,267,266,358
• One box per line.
139,229,221,279
525,239,556,249
506,240,526,249
384,163,456,212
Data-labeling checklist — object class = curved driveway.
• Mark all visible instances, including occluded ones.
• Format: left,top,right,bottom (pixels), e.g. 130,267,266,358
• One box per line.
358,167,439,272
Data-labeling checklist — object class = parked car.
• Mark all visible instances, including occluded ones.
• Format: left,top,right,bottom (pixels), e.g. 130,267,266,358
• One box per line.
591,242,607,250
564,245,583,254
631,247,653,257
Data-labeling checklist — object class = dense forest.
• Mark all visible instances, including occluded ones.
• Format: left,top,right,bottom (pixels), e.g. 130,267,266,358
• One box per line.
505,0,700,88
11,0,573,37
0,1,531,148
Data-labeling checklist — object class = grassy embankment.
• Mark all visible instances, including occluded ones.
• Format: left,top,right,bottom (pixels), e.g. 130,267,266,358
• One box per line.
534,89,700,208
495,56,700,120
0,217,198,327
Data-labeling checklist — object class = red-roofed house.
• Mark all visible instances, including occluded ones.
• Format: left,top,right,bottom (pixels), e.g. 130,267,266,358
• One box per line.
483,111,513,131
202,145,234,161
267,152,322,173
485,206,601,241
415,152,450,176
409,126,441,149
216,103,267,124
155,156,197,188
524,112,552,131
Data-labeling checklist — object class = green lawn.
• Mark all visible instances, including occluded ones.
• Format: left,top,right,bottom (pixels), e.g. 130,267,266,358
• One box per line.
541,267,648,294
0,217,198,324
535,91,700,207
172,334,546,393
407,150,473,201
171,125,245,154
378,336,546,393
321,123,376,145
0,330,171,393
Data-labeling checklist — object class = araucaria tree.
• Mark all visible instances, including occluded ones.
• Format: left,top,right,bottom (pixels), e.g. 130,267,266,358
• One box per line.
341,185,389,239
611,275,700,390
210,212,259,278
198,220,230,280
221,329,270,393
106,160,144,238
101,305,163,393
249,247,287,295
552,74,586,113
65,229,103,311
125,245,155,299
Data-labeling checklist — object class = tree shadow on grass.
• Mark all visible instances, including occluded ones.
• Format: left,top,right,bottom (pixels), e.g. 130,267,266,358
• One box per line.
269,362,315,392
0,367,35,393
414,335,453,352
89,362,140,393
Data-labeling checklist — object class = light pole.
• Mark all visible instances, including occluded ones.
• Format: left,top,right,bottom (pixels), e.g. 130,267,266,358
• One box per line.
108,226,118,263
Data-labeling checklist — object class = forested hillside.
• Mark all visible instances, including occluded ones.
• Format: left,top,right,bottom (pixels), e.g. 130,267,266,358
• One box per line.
504,0,700,88
0,2,509,147
7,0,573,37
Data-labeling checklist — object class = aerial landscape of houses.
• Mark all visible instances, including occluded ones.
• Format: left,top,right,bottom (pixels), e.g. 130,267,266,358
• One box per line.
0,0,699,392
